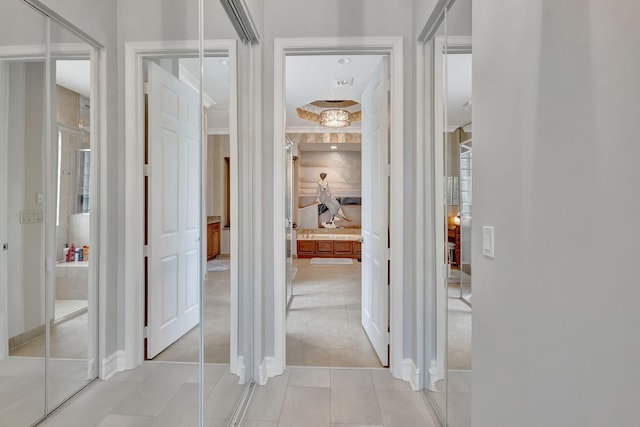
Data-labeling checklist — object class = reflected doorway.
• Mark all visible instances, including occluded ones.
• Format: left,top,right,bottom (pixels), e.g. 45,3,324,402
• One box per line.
140,56,234,365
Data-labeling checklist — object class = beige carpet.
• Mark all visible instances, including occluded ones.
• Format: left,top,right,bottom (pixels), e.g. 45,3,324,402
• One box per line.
286,258,383,368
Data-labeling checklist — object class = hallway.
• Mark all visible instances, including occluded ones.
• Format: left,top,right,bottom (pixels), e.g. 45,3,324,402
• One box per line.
286,258,382,368
38,363,438,426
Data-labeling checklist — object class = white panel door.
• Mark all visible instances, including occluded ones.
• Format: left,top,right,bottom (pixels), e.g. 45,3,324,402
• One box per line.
361,57,389,366
147,62,201,358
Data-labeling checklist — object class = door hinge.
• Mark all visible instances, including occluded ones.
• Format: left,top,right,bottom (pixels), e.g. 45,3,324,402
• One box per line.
386,247,391,260
386,164,391,176
143,164,149,176
144,82,149,94
143,326,148,338
143,245,149,257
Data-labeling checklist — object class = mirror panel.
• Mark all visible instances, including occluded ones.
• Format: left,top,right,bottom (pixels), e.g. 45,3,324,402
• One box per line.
445,0,472,426
0,2,48,425
47,14,97,410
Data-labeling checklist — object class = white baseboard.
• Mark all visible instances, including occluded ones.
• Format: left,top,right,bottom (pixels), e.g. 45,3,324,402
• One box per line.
429,360,439,391
401,359,422,391
234,355,246,384
258,356,275,385
101,350,126,380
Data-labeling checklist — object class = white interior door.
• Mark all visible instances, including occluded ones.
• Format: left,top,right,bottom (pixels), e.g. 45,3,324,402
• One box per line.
147,61,201,358
361,57,389,366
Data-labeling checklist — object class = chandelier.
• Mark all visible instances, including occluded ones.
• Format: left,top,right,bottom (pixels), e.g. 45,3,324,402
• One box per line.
319,109,351,128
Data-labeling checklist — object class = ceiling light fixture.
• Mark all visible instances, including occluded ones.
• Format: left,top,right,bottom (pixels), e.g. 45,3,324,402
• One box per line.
319,109,351,128
337,57,351,65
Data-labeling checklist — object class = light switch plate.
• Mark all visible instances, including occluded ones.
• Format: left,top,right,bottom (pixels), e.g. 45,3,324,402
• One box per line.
482,226,495,258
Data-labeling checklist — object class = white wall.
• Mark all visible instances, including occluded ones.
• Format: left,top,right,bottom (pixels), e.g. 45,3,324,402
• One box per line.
413,0,439,39
473,0,640,425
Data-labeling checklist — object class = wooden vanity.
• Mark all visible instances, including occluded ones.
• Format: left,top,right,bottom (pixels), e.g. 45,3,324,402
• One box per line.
207,218,220,260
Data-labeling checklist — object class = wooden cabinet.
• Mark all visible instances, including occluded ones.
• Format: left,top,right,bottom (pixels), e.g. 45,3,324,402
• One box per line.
447,226,460,266
207,222,220,260
296,239,361,259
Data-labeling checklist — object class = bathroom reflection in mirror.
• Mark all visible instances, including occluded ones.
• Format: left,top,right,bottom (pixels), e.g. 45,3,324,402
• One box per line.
49,19,97,409
75,149,90,214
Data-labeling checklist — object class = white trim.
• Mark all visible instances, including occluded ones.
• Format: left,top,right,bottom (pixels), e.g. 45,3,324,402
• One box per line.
123,40,240,374
235,355,246,384
429,359,439,391
401,359,422,391
258,356,275,386
272,36,405,380
207,127,231,135
414,42,427,392
0,62,9,360
433,35,447,383
101,350,125,380
88,45,101,381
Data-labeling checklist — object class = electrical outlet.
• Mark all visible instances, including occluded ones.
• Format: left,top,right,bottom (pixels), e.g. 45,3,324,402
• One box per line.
36,192,44,204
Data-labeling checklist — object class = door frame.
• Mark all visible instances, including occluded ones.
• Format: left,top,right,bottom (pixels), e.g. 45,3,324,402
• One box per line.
123,40,240,374
0,61,9,360
272,37,405,380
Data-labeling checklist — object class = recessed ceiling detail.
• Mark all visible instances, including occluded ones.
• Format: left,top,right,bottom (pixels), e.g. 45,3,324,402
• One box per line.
296,100,361,128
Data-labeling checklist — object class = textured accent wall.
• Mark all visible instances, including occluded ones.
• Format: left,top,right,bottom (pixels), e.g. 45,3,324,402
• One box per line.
287,132,361,144
298,151,362,200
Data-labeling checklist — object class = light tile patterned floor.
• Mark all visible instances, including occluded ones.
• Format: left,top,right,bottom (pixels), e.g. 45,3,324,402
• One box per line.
243,367,439,427
37,362,245,427
29,364,438,427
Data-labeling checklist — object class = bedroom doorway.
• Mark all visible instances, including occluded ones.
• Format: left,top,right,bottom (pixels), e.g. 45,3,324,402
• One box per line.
273,38,405,374
284,53,387,368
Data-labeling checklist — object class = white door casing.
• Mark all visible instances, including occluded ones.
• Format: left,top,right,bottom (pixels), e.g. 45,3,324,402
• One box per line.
361,57,390,367
273,37,404,380
0,62,8,359
147,61,201,358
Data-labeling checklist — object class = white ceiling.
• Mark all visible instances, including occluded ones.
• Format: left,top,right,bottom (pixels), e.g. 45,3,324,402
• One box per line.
179,57,230,131
56,60,91,97
55,52,472,136
285,55,384,132
446,53,472,130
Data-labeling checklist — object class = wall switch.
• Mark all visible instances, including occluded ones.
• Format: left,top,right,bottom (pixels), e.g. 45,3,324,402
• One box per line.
482,226,495,258
20,210,32,224
36,192,44,204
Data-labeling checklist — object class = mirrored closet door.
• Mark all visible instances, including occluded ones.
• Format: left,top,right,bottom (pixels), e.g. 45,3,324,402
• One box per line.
423,0,472,426
0,1,99,425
